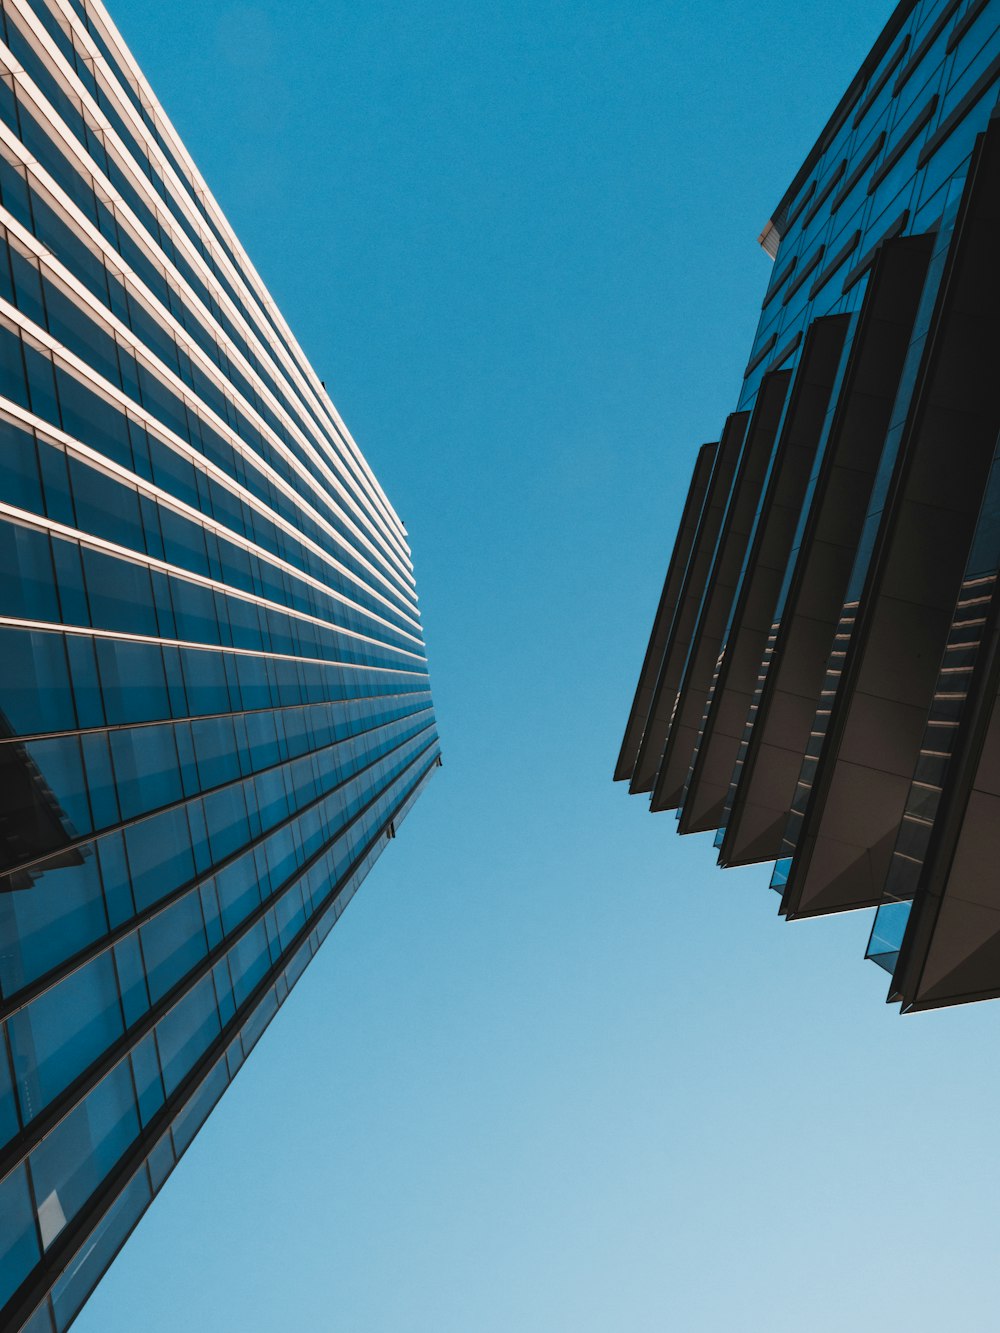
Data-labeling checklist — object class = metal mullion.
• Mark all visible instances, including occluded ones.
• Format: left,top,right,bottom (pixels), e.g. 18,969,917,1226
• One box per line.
0,615,430,683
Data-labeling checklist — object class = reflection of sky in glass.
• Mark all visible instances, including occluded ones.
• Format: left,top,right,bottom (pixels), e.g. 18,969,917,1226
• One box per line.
866,898,913,975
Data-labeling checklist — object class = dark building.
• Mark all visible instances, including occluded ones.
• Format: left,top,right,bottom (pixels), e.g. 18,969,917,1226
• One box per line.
0,0,439,1328
617,0,1000,1014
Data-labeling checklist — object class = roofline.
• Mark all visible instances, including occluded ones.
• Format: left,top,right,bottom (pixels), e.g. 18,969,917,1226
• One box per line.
758,0,920,252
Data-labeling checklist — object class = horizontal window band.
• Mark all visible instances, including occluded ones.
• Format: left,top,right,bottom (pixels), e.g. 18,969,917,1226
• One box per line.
782,246,826,305
0,631,427,750
893,0,963,94
0,684,431,749
0,397,421,634
842,209,911,293
0,519,421,679
830,132,887,213
0,699,435,885
0,500,426,661
947,0,993,52
801,161,847,230
0,615,431,677
853,33,912,127
809,230,862,299
0,719,439,1019
0,750,439,1333
868,94,939,193
0,3,404,542
917,53,1000,169
744,333,777,379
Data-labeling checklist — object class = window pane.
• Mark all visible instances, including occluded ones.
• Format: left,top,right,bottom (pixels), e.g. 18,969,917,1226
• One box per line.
7,952,124,1117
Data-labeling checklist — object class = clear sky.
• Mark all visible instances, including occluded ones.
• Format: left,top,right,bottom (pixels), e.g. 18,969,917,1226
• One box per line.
73,2,1000,1331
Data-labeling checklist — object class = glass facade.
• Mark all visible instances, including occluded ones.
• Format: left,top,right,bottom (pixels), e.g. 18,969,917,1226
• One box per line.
617,0,1000,1014
0,0,440,1328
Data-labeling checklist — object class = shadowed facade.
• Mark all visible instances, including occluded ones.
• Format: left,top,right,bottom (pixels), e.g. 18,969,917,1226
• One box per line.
616,0,1000,1015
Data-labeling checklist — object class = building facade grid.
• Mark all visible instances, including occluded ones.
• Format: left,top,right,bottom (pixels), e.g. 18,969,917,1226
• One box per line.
617,0,1000,1017
0,0,440,1328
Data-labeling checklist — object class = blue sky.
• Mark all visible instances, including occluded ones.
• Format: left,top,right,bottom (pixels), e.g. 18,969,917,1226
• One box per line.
75,3,1000,1331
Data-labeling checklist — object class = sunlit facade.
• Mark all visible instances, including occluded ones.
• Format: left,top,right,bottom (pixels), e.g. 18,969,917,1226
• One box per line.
617,0,1000,1014
0,0,440,1327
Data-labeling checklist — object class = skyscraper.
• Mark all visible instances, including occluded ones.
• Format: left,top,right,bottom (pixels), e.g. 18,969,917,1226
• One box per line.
0,0,440,1328
617,0,1000,1013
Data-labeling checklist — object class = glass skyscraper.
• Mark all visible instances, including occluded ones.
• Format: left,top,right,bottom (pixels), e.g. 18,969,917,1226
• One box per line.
0,0,440,1328
617,0,1000,1013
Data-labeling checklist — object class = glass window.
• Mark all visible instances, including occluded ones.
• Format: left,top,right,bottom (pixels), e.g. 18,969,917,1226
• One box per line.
125,806,195,913
140,891,207,1005
169,1058,227,1156
0,629,75,735
113,934,149,1029
67,459,144,553
0,1032,19,1147
50,540,90,627
129,1033,164,1127
110,724,182,823
0,849,107,997
191,715,240,790
24,344,61,427
170,577,222,647
201,783,250,864
154,973,220,1096
95,638,169,725
20,736,93,844
0,321,30,409
227,920,270,1009
55,371,131,468
82,548,157,638
37,445,76,530
64,634,105,731
240,984,279,1055
29,1061,139,1252
274,882,306,952
97,833,134,930
214,851,261,935
7,951,124,1117
0,522,60,623
80,732,120,832
146,1133,174,1192
182,647,231,715
0,418,43,513
0,1163,41,1308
